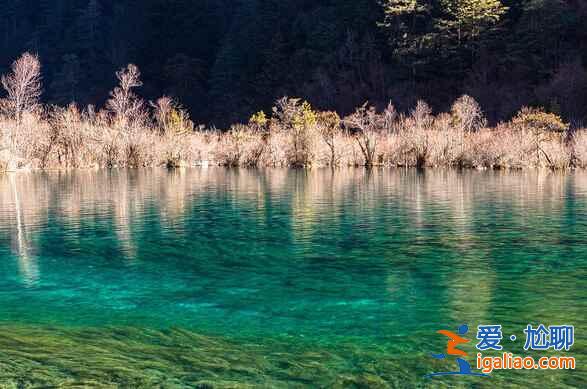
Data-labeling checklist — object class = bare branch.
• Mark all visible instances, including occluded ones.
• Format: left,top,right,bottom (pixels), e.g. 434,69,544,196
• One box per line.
1,52,43,121
106,64,147,129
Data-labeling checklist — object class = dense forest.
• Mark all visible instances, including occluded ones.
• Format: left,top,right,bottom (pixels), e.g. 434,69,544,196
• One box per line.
1,0,586,127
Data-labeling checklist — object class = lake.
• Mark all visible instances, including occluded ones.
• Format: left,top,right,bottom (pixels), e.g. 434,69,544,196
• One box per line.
0,168,584,387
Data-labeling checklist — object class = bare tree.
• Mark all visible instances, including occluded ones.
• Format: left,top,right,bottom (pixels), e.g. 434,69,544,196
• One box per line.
451,95,486,132
106,64,147,129
150,96,174,134
317,111,341,167
1,52,43,121
344,103,381,166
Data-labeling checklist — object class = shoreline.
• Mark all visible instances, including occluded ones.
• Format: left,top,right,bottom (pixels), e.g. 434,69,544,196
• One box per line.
2,163,586,174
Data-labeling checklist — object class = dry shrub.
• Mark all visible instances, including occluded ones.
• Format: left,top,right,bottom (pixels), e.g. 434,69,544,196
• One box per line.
90,119,157,169
540,135,571,169
0,118,20,170
96,125,121,168
379,132,403,166
120,128,157,168
507,107,570,168
0,62,582,172
49,104,93,168
376,103,402,166
239,132,266,167
150,97,196,168
427,112,466,167
151,96,174,134
262,125,289,167
155,132,192,168
187,131,217,166
426,127,462,167
462,129,497,168
217,126,247,166
0,102,576,170
571,129,587,168
272,98,319,167
317,111,341,166
395,101,434,167
0,51,582,172
215,125,265,167
451,95,487,132
151,96,194,136
3,112,53,169
0,154,7,172
488,124,536,169
314,130,357,167
344,103,383,166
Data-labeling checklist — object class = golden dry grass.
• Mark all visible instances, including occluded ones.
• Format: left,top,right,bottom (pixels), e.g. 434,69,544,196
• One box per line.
0,98,581,172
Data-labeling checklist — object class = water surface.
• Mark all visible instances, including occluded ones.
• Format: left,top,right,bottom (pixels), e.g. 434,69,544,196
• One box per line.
0,168,585,387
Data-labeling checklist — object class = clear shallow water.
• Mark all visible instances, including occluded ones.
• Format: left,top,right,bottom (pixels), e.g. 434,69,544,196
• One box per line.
0,168,585,387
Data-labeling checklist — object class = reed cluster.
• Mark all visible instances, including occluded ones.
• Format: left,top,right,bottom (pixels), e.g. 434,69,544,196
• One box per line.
1,53,586,172
3,97,585,172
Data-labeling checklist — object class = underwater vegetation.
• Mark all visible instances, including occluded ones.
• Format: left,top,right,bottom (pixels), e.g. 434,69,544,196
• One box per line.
0,324,583,388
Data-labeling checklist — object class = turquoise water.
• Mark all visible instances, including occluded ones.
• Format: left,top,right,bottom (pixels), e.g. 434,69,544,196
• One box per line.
0,168,585,387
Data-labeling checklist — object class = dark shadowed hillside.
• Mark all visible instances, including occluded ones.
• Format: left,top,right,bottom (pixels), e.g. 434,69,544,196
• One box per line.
1,0,586,126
